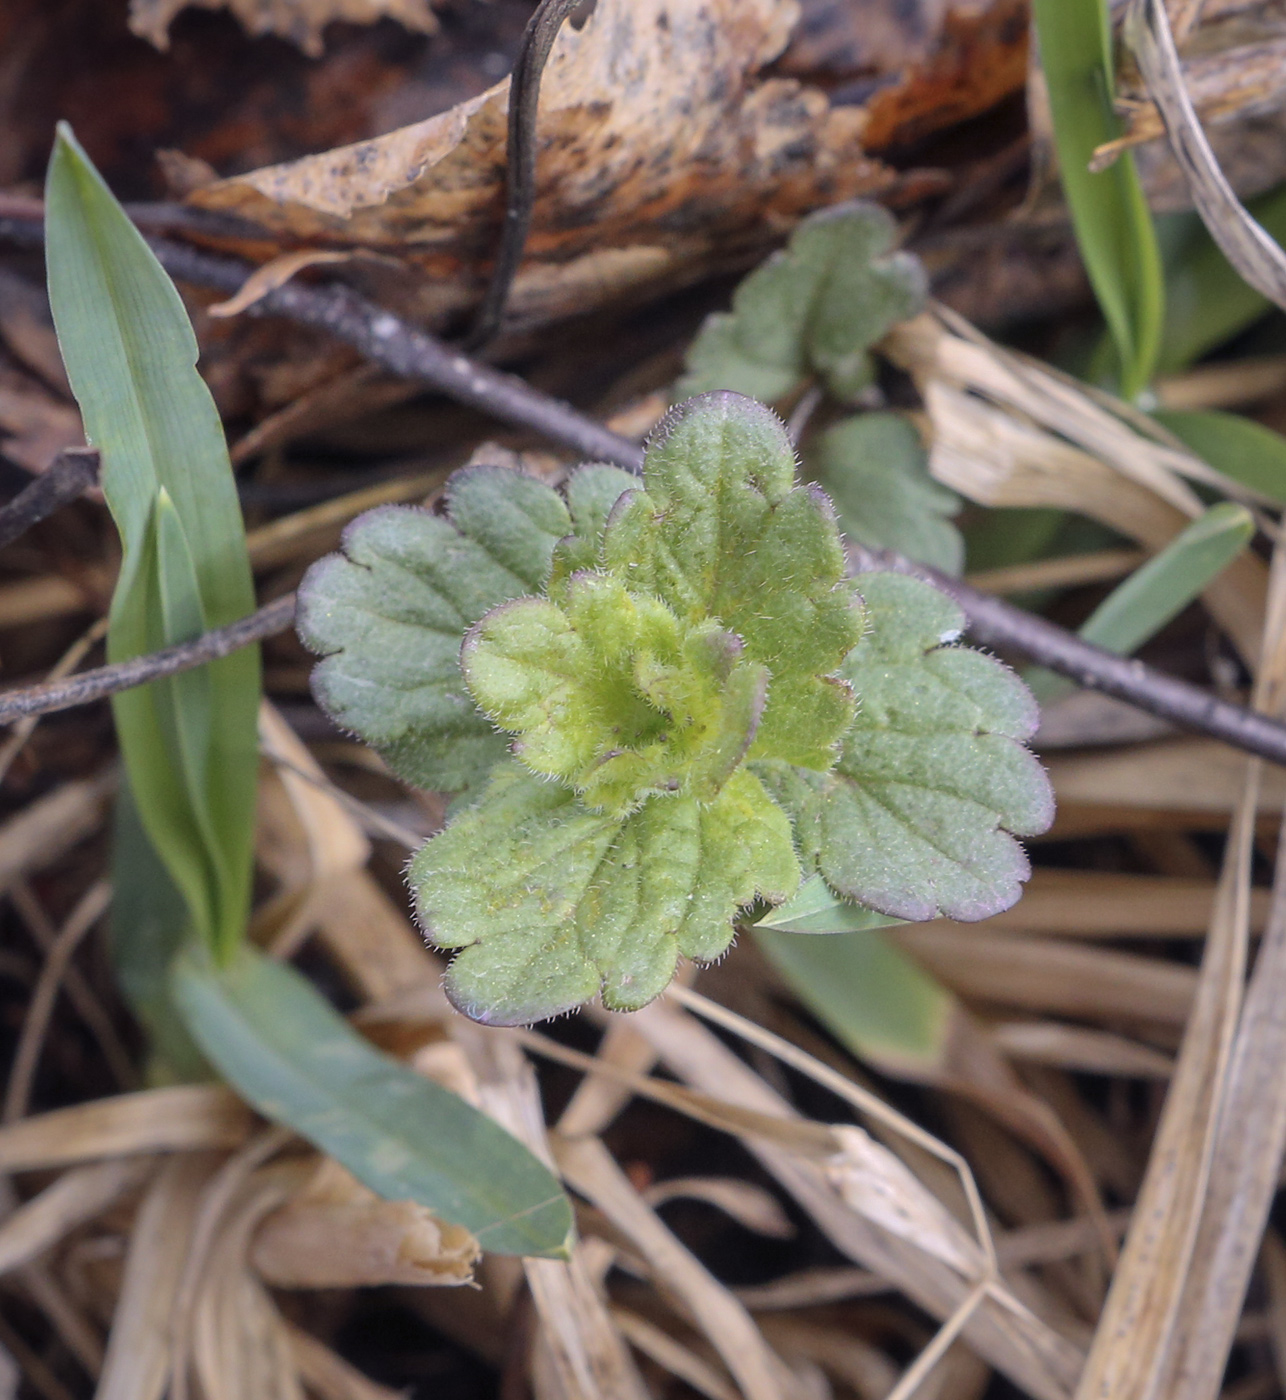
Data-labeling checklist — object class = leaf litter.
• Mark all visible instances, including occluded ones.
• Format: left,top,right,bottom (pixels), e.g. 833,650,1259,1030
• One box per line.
11,4,1286,1400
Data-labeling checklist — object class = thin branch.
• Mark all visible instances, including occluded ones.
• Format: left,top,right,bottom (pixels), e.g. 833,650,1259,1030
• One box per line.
0,594,296,724
464,0,585,350
0,210,639,466
0,448,99,552
4,206,1286,763
854,546,1286,767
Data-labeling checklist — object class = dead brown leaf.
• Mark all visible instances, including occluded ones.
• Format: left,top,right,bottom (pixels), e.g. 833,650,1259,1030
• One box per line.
128,0,439,56
251,1158,480,1288
187,0,896,336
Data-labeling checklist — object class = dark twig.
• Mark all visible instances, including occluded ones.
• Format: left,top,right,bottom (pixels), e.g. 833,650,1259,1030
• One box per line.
0,594,296,724
463,0,585,350
164,238,645,469
852,547,1286,766
5,206,1286,762
0,448,99,551
0,209,639,465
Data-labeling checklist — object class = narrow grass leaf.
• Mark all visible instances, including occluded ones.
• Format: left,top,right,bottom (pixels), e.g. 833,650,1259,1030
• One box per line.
1033,0,1164,397
1079,502,1252,654
1155,187,1286,373
45,123,259,959
1154,409,1286,506
1030,502,1253,702
754,873,905,934
109,782,206,1080
172,942,574,1258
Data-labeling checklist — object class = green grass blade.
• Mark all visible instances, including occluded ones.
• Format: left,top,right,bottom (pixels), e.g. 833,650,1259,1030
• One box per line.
46,124,259,959
1033,0,1164,398
754,873,905,934
109,527,221,944
173,943,575,1258
753,923,952,1075
1157,185,1286,373
1030,502,1254,702
1154,409,1286,506
110,782,207,1081
1079,502,1254,654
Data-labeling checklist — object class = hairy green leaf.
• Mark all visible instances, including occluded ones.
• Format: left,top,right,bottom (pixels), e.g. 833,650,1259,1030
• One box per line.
173,942,573,1256
412,762,798,1025
299,463,629,794
411,394,861,1021
602,394,861,769
550,463,639,579
46,124,259,960
678,203,926,404
807,412,962,572
1032,0,1164,398
757,572,1053,921
463,576,768,814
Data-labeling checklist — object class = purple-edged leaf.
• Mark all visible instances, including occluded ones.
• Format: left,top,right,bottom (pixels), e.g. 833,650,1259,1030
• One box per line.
757,572,1053,921
297,465,578,794
411,763,799,1025
602,393,862,770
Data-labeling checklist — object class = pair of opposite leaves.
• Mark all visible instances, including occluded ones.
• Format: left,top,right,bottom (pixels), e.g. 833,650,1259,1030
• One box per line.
299,393,1053,1026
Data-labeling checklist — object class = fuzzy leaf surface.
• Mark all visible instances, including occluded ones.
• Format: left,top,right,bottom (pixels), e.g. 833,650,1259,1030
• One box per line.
549,463,638,581
412,762,798,1025
602,393,861,769
299,464,595,793
463,574,768,813
678,203,926,404
757,573,1053,922
809,412,962,572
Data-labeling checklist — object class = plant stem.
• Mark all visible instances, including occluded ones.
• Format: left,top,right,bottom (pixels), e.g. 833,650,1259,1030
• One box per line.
463,0,586,350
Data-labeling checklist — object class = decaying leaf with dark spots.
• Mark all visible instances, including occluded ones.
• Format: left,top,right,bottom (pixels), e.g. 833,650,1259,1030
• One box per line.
781,0,1031,152
128,0,440,56
188,0,897,336
183,0,906,336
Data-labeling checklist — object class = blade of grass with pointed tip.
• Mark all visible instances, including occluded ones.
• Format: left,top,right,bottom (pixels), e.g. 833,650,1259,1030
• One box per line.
45,123,259,961
172,942,574,1258
1033,0,1164,398
1154,409,1286,506
754,874,905,934
1030,502,1254,703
